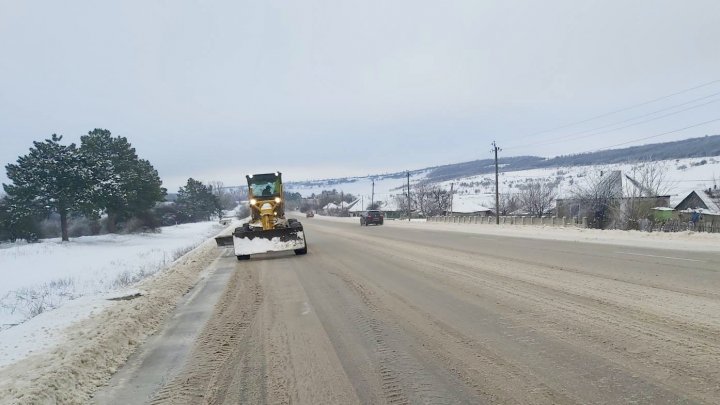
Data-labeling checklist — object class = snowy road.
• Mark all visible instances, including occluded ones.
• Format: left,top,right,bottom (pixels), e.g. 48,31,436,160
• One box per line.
97,217,720,404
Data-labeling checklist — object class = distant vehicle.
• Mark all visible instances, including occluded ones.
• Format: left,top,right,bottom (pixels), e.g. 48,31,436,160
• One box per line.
306,211,315,218
360,210,384,226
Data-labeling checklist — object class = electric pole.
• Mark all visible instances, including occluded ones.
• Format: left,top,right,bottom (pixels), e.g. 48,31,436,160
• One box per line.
371,180,375,210
449,182,454,214
406,171,411,221
492,141,501,225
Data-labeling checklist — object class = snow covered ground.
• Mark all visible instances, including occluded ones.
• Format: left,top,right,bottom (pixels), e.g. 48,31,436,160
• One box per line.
441,156,720,209
287,156,720,212
0,222,224,333
0,224,236,404
0,221,225,368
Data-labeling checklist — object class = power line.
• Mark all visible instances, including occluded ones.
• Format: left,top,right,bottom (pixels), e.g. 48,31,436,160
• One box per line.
505,91,720,150
510,79,720,143
587,118,720,152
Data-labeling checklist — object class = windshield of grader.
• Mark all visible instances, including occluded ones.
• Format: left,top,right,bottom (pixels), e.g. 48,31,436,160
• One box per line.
248,175,281,198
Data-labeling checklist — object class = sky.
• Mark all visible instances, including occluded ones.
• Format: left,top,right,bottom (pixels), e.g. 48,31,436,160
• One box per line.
1,0,720,191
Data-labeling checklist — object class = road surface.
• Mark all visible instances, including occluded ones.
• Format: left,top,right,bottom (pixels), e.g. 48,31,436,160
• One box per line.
96,218,720,404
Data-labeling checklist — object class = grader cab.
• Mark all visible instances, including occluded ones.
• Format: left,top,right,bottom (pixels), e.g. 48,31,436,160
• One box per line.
215,172,307,260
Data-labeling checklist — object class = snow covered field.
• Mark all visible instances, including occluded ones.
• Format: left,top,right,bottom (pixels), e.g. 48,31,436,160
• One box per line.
0,222,224,331
0,224,235,403
287,156,720,212
441,156,720,209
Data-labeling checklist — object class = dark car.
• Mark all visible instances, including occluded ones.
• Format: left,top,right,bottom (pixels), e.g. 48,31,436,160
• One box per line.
306,211,315,218
360,210,384,226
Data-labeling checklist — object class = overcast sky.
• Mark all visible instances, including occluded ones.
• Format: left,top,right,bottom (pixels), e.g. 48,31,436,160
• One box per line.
1,0,719,191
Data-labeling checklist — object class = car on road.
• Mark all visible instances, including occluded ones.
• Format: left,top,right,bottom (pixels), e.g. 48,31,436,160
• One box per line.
306,211,315,218
360,210,384,226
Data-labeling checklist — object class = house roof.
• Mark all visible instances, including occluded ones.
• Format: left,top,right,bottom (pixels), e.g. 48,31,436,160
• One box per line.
449,194,494,213
675,189,720,214
695,189,720,213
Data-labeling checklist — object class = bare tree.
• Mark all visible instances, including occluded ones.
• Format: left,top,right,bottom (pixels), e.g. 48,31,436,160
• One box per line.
570,169,622,229
629,160,674,197
395,183,452,217
207,180,237,211
498,192,520,216
619,161,675,229
413,183,436,217
518,181,557,217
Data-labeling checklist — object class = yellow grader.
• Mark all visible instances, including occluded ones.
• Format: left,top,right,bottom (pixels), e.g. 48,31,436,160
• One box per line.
215,172,307,260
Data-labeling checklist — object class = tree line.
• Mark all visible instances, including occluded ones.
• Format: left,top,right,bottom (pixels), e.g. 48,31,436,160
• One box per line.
1,129,230,242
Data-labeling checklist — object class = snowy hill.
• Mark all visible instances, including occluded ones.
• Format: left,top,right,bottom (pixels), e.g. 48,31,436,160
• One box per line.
286,136,720,213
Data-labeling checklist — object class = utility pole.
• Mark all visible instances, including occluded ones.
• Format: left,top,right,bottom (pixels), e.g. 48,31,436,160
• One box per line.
449,182,454,214
341,191,344,212
492,141,501,225
406,171,411,221
371,180,375,210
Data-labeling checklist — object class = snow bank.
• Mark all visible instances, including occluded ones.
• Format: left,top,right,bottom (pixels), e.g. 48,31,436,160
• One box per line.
0,222,237,404
400,220,720,252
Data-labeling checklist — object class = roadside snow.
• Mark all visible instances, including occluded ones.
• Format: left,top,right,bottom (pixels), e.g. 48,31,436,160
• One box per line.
0,221,226,376
0,223,236,404
0,222,223,331
0,295,113,368
403,220,720,252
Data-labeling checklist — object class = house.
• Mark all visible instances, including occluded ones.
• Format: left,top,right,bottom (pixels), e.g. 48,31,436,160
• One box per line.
345,198,366,217
322,202,341,214
555,170,672,228
446,207,494,217
674,188,720,216
446,194,494,216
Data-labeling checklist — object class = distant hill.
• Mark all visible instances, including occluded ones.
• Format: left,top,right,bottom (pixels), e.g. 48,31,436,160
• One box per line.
423,134,720,182
288,135,720,188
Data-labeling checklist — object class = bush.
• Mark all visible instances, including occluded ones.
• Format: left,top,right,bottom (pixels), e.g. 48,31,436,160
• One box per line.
235,205,250,219
68,217,101,237
39,218,61,239
123,216,160,234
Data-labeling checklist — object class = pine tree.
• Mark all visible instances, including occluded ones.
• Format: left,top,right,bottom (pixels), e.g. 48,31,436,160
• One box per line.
0,194,43,242
80,129,166,232
4,135,95,241
176,178,221,222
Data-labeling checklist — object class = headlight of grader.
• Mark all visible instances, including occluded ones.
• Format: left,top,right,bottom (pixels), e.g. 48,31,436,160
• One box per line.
275,197,282,203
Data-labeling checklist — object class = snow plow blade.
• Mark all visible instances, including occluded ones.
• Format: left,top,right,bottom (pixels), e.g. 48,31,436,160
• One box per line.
215,235,235,247
232,226,307,257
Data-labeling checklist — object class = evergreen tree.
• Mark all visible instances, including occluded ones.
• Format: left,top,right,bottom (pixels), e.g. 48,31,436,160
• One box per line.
0,194,42,242
176,178,221,222
3,135,95,241
80,129,166,232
